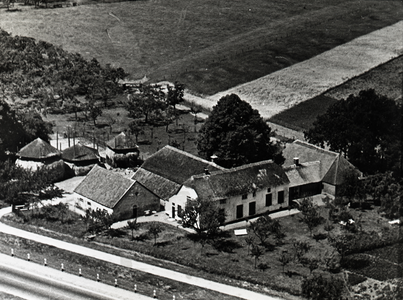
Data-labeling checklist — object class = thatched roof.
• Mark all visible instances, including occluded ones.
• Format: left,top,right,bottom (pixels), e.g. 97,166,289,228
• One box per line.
17,138,60,160
322,155,359,185
282,140,360,185
284,161,322,187
138,145,225,185
184,160,289,201
62,143,99,163
132,168,181,200
106,132,138,151
74,165,135,208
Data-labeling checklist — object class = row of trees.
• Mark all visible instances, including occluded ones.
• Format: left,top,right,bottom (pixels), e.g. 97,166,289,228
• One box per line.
305,89,401,176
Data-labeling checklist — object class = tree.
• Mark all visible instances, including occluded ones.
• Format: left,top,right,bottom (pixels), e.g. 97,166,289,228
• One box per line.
180,198,225,237
0,161,63,207
337,168,365,207
148,222,164,245
166,82,184,126
292,240,311,263
278,250,292,273
297,198,322,236
15,109,53,142
305,89,401,175
128,120,144,143
249,214,282,247
302,274,344,300
364,172,402,219
197,94,284,168
126,84,165,123
250,243,264,269
127,219,140,240
83,100,102,126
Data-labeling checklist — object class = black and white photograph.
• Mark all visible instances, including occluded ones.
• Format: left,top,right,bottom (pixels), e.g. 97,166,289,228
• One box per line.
0,0,402,299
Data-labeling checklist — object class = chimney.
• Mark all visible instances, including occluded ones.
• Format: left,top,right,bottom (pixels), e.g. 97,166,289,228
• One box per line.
294,157,300,166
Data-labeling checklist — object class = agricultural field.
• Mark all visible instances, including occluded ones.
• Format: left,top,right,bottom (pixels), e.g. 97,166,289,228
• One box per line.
267,54,403,133
0,0,402,98
324,55,403,101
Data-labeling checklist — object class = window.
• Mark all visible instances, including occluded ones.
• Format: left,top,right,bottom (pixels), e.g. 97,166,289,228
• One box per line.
266,194,272,206
219,199,227,204
177,205,182,216
278,191,285,204
242,194,248,200
249,202,256,216
236,204,243,219
267,188,271,193
252,191,256,197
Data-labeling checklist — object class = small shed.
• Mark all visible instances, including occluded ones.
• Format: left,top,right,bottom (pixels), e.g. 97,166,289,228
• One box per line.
105,132,140,167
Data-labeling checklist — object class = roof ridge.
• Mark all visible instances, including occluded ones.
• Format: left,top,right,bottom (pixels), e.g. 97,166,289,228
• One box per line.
294,140,339,157
283,160,321,170
159,145,226,170
192,159,276,178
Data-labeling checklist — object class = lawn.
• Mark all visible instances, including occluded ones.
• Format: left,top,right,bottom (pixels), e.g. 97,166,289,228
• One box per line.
0,0,402,96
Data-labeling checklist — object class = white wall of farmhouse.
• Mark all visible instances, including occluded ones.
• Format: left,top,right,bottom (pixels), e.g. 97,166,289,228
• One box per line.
222,184,289,222
167,184,289,223
167,185,197,219
73,192,113,215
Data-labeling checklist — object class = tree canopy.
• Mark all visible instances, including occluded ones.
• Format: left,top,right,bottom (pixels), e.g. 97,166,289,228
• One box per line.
197,94,284,168
304,89,401,175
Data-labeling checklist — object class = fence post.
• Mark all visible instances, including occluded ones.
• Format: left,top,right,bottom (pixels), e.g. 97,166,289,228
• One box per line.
97,273,100,282
11,248,14,256
27,253,30,261
79,268,82,277
134,284,137,293
153,290,157,298
61,263,64,272
114,279,117,287
44,258,47,266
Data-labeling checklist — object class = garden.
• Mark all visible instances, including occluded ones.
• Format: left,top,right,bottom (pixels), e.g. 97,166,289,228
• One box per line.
2,196,402,299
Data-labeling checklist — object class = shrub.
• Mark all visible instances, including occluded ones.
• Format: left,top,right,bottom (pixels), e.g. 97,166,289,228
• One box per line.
301,274,344,300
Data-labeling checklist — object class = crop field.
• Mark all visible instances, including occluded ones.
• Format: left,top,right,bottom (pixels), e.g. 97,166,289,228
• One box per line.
324,55,403,101
0,0,402,99
210,21,403,119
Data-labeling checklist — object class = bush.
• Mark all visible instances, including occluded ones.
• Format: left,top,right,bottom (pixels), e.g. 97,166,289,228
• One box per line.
302,274,344,300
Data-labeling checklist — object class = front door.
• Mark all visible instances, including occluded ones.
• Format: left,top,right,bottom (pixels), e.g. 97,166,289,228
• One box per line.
172,203,175,218
236,204,243,219
132,205,138,218
249,202,256,216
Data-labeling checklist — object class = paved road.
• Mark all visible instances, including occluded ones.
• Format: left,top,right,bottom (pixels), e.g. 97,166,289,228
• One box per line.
0,207,286,300
0,253,152,300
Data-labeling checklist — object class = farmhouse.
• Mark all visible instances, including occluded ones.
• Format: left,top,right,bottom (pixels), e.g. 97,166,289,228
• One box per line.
73,165,160,221
282,140,361,196
132,145,225,209
168,160,290,223
105,132,140,167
